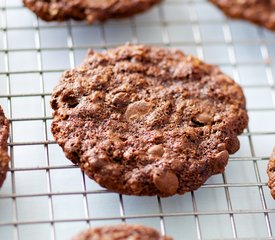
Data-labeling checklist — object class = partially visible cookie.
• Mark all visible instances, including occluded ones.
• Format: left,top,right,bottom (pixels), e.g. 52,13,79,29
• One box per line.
51,44,248,197
267,147,275,199
23,0,161,23
72,224,172,240
0,106,9,188
210,0,275,31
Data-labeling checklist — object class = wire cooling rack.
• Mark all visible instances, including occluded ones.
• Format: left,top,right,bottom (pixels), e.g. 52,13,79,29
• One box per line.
0,0,275,239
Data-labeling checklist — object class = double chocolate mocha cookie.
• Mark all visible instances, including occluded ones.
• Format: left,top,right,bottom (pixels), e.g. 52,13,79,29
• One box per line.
210,0,275,31
267,147,275,199
51,44,248,197
72,224,172,240
23,0,161,23
0,106,9,188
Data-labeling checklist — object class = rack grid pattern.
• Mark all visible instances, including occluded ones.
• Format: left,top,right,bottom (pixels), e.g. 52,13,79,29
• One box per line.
0,0,275,239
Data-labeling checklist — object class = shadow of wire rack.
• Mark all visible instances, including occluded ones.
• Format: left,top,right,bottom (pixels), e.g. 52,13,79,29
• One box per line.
0,0,275,239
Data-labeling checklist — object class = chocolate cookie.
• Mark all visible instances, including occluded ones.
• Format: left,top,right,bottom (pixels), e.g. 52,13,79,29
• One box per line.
23,0,161,23
267,147,275,199
0,106,9,188
51,44,248,197
72,224,172,240
210,0,275,31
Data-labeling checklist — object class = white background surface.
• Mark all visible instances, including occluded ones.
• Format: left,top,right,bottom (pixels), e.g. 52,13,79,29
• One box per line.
0,0,275,239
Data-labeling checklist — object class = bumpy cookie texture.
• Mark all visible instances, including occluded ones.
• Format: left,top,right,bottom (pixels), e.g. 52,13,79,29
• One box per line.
267,147,275,199
210,0,275,31
51,44,248,197
23,0,161,23
72,224,172,240
0,106,9,188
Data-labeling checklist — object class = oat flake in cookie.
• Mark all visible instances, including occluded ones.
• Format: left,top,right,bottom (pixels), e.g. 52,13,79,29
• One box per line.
72,224,172,240
23,0,161,23
51,44,248,197
0,106,9,188
210,0,275,31
267,147,275,199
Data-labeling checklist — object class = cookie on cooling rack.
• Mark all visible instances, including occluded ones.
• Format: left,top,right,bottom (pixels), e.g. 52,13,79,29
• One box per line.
267,147,275,199
51,44,248,197
72,224,172,240
0,106,9,188
23,0,161,23
210,0,275,31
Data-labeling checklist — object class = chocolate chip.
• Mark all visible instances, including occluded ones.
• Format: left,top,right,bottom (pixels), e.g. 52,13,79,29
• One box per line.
213,150,229,173
148,145,164,157
112,92,129,106
217,143,226,151
125,100,152,121
153,170,179,195
193,112,212,125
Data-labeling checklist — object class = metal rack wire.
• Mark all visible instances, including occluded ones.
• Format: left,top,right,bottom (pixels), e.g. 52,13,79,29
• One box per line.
0,0,275,239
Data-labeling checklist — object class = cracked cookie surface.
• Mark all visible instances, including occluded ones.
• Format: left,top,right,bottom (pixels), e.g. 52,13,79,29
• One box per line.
51,44,248,197
72,224,172,240
0,106,9,188
210,0,275,31
23,0,161,23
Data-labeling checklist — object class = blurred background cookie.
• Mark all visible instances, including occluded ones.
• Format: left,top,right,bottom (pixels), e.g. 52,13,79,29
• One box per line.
210,0,275,31
72,224,172,240
267,147,275,199
23,0,161,23
0,106,9,188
